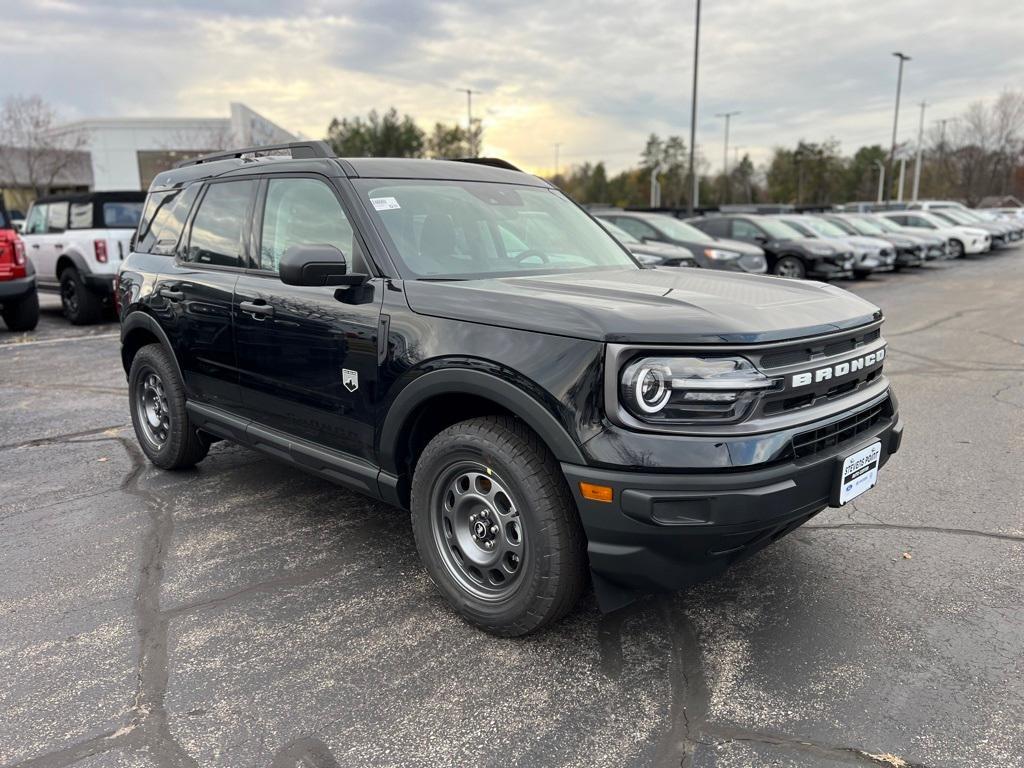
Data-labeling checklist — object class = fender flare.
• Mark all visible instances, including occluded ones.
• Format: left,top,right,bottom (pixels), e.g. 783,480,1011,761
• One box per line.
378,368,587,473
120,310,185,386
55,250,92,280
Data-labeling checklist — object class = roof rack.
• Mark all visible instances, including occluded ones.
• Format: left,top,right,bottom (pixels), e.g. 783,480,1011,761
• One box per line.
174,140,335,168
449,157,522,172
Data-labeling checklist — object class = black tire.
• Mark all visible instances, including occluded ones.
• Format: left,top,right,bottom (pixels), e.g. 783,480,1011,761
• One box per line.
60,267,102,325
1,289,39,331
853,269,873,280
773,255,806,279
128,344,209,470
411,416,587,636
949,239,965,259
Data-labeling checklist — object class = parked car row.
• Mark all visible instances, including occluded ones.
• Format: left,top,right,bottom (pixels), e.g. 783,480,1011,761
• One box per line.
590,201,1019,283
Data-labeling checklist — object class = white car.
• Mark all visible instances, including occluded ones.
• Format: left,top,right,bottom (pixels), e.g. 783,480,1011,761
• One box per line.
20,191,144,324
876,210,991,258
982,207,1024,221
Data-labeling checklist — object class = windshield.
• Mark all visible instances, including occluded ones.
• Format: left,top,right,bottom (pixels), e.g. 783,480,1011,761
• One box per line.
758,218,805,239
865,216,899,233
929,210,966,226
354,179,636,278
646,215,714,243
779,218,815,237
600,220,640,244
800,217,848,237
939,209,980,225
848,217,886,235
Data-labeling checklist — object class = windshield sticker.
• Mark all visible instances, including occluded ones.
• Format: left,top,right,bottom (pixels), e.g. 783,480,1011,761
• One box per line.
371,197,401,212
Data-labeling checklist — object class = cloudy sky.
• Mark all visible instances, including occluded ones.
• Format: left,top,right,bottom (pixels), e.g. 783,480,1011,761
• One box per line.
3,0,1022,174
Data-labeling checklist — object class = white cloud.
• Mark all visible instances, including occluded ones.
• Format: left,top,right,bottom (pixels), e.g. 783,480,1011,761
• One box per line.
2,0,1021,174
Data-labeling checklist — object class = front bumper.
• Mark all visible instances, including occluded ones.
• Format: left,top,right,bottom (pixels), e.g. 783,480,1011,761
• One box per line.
83,273,117,295
807,257,854,280
563,403,903,609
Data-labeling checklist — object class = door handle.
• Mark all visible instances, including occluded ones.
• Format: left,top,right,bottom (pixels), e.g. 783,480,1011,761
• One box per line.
31,243,40,249
54,243,63,249
239,300,274,319
158,286,184,301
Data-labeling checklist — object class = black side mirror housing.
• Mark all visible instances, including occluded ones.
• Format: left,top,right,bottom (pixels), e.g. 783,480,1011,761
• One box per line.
279,244,366,287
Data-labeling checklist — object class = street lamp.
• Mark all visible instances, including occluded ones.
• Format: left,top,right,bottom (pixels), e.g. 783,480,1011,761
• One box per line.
887,52,911,202
687,0,701,214
716,110,740,203
456,88,482,157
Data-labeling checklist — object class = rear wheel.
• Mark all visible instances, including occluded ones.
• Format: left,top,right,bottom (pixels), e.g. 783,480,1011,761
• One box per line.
411,416,587,636
1,290,39,331
773,255,806,279
60,267,102,325
128,344,209,470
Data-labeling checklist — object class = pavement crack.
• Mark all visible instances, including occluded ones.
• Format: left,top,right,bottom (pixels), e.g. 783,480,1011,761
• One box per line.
886,307,986,338
702,723,933,767
2,731,123,768
269,735,343,768
653,599,709,768
0,424,127,452
804,522,1024,543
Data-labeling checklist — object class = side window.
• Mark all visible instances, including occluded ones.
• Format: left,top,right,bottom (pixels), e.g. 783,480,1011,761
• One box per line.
137,186,199,255
698,218,729,237
24,204,48,235
615,218,656,240
731,219,761,239
259,178,360,272
908,216,931,228
185,181,255,267
46,201,69,233
69,202,94,229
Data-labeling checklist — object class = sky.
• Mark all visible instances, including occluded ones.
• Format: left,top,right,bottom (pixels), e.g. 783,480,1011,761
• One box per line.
2,0,1023,175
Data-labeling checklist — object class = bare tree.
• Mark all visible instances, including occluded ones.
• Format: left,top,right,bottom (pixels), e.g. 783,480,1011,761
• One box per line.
0,95,87,200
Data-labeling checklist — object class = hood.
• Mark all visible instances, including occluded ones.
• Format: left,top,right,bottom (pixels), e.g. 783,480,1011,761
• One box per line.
891,229,941,245
771,236,841,254
879,232,920,247
403,268,881,344
707,237,765,257
841,235,892,252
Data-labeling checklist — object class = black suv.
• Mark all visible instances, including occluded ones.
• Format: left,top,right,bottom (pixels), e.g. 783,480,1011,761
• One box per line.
689,214,855,280
118,142,903,635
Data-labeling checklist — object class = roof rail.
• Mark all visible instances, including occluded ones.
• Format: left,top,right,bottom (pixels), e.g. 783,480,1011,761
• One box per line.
174,140,335,168
448,157,522,172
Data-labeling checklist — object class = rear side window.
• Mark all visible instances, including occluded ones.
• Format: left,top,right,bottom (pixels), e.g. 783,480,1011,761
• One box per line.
185,181,255,267
102,201,143,229
732,219,761,239
46,202,69,233
137,186,199,255
69,202,93,229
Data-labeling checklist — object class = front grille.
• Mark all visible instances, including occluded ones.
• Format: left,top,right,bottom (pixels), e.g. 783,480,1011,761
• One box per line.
792,398,890,459
760,327,880,370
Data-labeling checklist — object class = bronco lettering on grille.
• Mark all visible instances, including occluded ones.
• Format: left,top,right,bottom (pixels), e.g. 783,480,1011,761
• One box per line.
791,348,885,388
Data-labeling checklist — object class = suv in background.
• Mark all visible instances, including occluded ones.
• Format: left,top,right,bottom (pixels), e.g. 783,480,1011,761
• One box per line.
876,210,990,258
689,214,854,280
0,199,38,331
594,210,767,273
119,142,902,635
775,215,892,279
21,191,145,324
821,214,932,265
599,220,697,268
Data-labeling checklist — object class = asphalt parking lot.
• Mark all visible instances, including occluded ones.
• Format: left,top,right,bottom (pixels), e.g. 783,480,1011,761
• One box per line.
2,254,1022,768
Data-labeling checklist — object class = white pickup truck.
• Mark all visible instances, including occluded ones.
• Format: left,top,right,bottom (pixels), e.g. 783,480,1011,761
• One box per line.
20,192,144,324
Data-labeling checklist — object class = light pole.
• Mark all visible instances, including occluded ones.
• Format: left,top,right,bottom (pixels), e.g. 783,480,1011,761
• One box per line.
887,52,911,202
687,0,701,214
874,160,885,204
456,88,481,157
716,110,740,203
553,143,561,179
912,101,927,201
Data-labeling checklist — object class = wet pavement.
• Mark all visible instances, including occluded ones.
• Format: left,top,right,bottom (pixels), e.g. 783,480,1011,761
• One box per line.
1,252,1022,768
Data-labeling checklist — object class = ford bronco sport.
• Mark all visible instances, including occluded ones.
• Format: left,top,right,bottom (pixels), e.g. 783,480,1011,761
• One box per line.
22,191,145,324
118,141,903,636
0,197,38,331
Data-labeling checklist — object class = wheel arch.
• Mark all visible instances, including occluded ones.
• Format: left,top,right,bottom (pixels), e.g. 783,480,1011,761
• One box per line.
379,368,587,506
120,311,184,386
56,251,91,280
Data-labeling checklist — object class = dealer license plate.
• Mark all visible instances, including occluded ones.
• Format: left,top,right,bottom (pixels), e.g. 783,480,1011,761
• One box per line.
838,442,881,505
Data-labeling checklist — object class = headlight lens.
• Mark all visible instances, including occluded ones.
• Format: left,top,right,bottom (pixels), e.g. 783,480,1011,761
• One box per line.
703,248,741,261
620,356,778,423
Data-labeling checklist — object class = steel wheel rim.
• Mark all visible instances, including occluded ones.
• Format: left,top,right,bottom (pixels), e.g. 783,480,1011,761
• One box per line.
776,259,802,278
62,278,78,314
135,366,170,450
431,461,525,601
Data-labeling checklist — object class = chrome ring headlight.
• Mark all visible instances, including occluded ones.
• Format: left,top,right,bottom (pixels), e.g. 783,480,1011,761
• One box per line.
633,365,672,413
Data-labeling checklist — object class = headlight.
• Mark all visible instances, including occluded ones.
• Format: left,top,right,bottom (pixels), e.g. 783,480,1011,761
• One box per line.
808,245,835,256
620,356,778,423
703,248,741,261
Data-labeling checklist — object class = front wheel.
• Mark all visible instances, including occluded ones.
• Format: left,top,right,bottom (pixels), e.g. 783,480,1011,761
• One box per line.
411,416,587,636
2,290,39,331
949,239,965,259
773,255,806,279
128,344,209,470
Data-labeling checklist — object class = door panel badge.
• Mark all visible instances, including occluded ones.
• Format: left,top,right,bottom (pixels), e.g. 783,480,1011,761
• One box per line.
342,369,359,393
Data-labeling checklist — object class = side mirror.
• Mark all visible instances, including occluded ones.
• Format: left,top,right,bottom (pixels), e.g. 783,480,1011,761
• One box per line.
754,234,769,244
279,244,366,287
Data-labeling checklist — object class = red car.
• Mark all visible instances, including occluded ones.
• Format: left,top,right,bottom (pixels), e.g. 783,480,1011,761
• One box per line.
0,198,38,331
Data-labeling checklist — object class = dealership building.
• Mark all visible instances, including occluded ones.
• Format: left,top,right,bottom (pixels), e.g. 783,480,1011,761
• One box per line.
43,102,297,192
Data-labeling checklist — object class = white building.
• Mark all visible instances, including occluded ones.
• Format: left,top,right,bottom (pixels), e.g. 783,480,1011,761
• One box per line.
48,103,297,191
